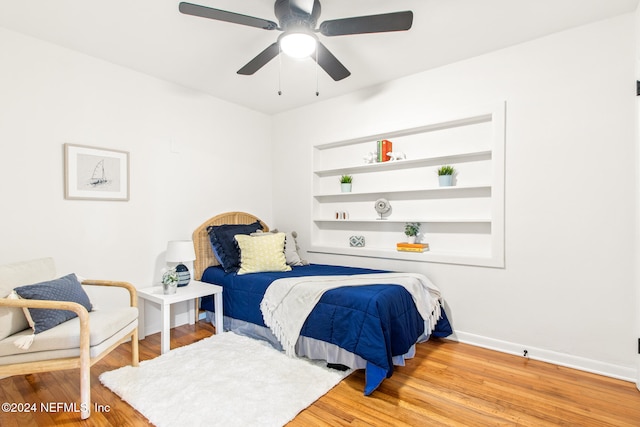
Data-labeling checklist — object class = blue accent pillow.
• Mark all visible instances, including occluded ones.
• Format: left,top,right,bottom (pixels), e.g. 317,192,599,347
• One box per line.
14,273,93,334
206,221,263,273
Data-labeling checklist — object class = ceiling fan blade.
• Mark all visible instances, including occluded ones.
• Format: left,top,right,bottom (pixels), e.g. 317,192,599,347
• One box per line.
237,42,280,75
179,2,278,30
313,42,350,81
289,0,315,15
319,11,413,37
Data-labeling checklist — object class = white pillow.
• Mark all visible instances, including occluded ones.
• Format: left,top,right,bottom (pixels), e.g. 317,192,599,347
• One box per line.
252,230,308,266
283,231,308,266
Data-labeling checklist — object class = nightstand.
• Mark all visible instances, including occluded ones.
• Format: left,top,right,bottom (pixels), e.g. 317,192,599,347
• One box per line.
137,280,223,354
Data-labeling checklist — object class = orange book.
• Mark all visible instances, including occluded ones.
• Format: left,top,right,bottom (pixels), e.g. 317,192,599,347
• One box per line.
397,247,429,252
381,139,393,162
396,242,429,249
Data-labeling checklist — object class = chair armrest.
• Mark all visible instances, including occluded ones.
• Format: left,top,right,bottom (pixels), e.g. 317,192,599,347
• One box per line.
0,297,90,321
0,298,91,361
81,280,137,308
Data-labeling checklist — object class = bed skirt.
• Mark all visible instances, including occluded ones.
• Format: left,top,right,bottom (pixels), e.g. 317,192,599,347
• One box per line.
205,312,419,371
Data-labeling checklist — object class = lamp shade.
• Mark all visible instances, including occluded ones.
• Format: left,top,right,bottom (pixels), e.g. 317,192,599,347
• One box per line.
165,240,196,263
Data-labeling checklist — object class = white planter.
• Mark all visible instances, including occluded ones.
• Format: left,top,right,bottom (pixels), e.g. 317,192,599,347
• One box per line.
341,183,352,193
163,282,177,295
406,235,416,244
438,175,453,187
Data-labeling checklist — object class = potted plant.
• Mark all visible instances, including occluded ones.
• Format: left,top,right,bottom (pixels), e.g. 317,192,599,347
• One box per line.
404,222,420,243
162,268,179,295
340,175,353,192
437,165,455,187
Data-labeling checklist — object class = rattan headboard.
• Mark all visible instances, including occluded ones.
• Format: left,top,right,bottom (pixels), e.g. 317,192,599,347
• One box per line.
192,211,269,280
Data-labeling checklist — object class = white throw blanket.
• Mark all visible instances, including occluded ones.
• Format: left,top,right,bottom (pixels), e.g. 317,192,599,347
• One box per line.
260,273,442,357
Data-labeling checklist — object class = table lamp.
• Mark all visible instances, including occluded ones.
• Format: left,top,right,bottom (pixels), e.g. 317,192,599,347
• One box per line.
166,240,196,287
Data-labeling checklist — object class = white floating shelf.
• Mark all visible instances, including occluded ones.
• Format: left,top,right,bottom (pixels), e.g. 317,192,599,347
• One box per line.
308,245,500,268
314,150,492,177
313,185,491,200
313,218,491,224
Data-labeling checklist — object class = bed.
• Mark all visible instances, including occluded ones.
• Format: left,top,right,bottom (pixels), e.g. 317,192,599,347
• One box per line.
193,211,452,394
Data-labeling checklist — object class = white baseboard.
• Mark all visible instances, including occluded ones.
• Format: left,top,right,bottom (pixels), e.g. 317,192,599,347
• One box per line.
449,331,636,383
140,318,637,384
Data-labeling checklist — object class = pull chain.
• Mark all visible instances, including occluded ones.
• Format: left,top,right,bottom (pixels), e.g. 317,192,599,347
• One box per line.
315,47,319,96
278,45,282,96
277,46,320,96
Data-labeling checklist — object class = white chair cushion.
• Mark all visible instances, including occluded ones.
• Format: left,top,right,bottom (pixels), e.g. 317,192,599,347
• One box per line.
0,306,138,360
0,258,56,340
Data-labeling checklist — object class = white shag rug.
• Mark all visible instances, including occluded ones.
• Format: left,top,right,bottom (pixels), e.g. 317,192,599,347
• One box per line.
100,332,350,427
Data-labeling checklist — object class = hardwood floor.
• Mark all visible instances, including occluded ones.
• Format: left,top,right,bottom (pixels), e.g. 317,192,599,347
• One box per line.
1,321,639,426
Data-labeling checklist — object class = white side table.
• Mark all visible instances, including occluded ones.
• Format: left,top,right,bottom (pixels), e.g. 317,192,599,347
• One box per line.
138,280,223,354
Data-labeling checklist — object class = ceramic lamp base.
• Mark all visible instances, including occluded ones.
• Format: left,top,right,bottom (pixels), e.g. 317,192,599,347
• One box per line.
176,264,191,287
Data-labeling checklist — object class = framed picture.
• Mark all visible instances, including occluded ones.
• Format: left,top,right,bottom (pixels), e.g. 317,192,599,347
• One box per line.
64,144,130,201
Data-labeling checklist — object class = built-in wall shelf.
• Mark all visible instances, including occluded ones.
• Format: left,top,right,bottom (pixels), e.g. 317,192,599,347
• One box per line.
313,218,491,224
309,102,506,268
310,246,501,268
313,150,492,177
313,185,492,200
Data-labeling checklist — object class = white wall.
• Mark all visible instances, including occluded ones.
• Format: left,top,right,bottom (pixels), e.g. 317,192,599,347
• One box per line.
0,27,273,334
272,14,638,380
1,13,636,382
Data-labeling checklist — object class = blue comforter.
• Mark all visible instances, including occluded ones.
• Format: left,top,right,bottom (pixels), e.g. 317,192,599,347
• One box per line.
200,264,452,394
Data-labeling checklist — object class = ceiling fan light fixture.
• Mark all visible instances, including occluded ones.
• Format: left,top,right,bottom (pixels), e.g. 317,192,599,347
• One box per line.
280,32,316,58
180,1,414,80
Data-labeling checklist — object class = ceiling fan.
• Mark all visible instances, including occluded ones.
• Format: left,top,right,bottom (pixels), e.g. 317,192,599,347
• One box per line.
179,0,413,81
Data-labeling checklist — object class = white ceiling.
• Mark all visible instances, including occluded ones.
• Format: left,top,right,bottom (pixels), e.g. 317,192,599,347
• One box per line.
0,0,637,115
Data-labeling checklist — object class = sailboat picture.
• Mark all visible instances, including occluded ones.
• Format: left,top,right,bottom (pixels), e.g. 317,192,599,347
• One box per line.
64,144,129,201
78,154,119,191
89,159,109,186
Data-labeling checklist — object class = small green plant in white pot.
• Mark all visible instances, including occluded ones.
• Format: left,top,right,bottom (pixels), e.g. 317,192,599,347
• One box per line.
340,175,353,192
404,222,421,243
162,268,179,295
437,165,455,187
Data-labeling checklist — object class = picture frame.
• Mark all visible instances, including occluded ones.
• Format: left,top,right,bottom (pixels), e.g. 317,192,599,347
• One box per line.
64,143,130,201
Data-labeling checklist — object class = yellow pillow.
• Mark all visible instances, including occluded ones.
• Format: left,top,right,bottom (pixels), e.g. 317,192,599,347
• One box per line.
235,233,292,275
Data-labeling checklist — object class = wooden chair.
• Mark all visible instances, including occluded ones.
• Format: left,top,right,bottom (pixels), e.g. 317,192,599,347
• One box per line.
0,258,139,419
